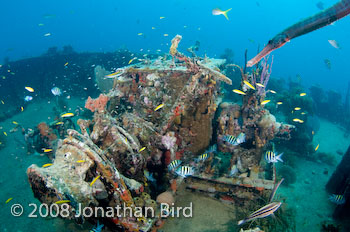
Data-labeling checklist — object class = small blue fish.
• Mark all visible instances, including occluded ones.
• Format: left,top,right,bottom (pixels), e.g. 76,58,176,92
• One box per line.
265,151,283,163
195,153,209,162
329,194,346,205
24,96,33,101
175,166,194,178
205,144,217,153
229,164,239,177
90,221,104,232
168,160,182,171
51,87,62,96
223,133,246,146
144,170,156,183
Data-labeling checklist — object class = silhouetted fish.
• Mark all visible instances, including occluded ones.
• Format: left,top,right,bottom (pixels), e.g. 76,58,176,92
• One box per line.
316,1,324,10
324,59,331,69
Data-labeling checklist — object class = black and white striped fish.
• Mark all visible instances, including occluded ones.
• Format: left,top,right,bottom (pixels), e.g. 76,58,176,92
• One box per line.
175,166,195,178
237,202,282,225
195,153,209,162
265,151,283,163
223,133,246,146
168,160,182,171
329,194,346,205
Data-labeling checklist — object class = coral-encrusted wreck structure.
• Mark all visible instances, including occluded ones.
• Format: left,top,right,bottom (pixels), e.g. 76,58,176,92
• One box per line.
27,35,293,231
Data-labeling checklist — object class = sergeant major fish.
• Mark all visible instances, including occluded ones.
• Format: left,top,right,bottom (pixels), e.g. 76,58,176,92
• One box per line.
195,153,209,162
168,160,182,171
329,194,346,205
223,133,246,146
265,151,283,163
175,166,194,178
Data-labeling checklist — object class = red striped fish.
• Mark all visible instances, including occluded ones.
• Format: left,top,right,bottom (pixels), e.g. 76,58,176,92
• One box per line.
237,202,282,225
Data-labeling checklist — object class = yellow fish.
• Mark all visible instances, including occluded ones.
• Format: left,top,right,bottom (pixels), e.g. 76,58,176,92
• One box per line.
243,80,255,90
164,34,169,37
137,33,143,36
294,107,301,111
106,70,123,78
312,131,315,135
42,163,53,168
139,147,146,152
61,113,74,118
269,90,277,94
261,100,270,105
25,86,34,92
154,103,164,111
21,106,24,111
256,83,265,88
160,16,165,19
301,112,306,115
90,175,101,186
56,122,64,125
128,57,137,64
64,62,69,66
212,8,232,20
55,200,71,204
43,148,53,153
232,89,246,95
3,132,7,136
300,93,307,96
1,100,4,104
277,102,283,105
151,27,156,29
293,118,304,123
315,144,319,151
5,198,13,204
77,160,85,163
12,121,18,125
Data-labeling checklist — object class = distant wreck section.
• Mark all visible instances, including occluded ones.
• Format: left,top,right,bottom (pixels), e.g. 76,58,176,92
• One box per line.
27,35,294,231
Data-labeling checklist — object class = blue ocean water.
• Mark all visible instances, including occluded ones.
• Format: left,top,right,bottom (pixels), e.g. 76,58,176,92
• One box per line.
1,0,349,93
0,1,350,232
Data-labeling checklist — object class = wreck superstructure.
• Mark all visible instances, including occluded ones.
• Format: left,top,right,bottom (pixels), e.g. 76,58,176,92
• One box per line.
27,35,293,231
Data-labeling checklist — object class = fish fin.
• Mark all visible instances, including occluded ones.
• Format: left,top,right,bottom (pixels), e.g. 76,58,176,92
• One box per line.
223,8,232,20
277,153,284,162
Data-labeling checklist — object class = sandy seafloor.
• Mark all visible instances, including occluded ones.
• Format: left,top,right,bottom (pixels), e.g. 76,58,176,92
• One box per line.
0,98,348,232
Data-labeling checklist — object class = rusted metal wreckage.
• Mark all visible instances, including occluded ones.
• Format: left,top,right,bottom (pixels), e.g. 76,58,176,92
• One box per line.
27,35,293,231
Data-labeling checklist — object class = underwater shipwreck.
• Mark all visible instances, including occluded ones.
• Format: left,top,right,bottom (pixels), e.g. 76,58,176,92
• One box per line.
26,35,295,232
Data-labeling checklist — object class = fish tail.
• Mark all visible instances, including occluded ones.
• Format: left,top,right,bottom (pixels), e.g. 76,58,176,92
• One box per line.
223,8,232,20
277,153,284,162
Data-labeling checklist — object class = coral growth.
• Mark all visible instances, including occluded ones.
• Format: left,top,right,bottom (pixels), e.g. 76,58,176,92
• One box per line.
170,34,182,57
161,132,177,150
277,165,296,186
37,122,57,141
85,94,109,113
